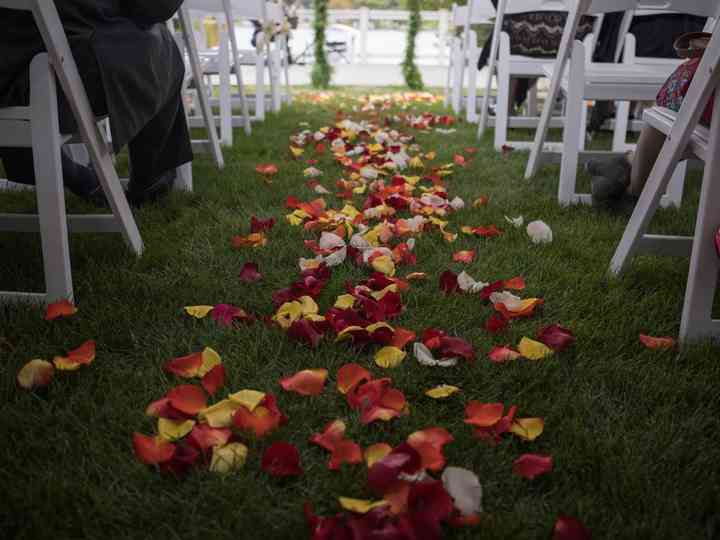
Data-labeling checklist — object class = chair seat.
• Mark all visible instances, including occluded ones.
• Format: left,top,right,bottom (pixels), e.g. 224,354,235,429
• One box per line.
644,106,709,162
543,62,677,101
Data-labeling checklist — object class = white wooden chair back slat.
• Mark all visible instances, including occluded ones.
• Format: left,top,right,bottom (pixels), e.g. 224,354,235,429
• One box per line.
229,0,267,19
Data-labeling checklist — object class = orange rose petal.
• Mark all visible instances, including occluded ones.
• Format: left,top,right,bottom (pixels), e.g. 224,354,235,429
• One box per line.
488,346,521,363
310,419,347,452
279,368,328,396
407,427,453,471
68,340,96,365
232,394,286,438
44,299,77,321
464,401,504,428
132,433,176,465
17,359,54,390
167,384,207,416
328,439,363,470
639,334,676,350
390,328,416,350
337,363,372,394
164,352,203,378
186,423,232,452
364,443,393,468
452,250,476,264
496,298,544,319
503,276,526,290
201,364,226,396
405,272,428,281
383,480,411,514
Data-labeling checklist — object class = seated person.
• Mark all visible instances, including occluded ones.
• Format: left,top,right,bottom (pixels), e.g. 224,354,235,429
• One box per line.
0,0,192,207
476,4,595,112
589,33,713,210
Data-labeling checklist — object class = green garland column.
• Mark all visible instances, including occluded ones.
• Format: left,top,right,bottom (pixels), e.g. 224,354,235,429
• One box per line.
402,0,424,90
311,0,332,88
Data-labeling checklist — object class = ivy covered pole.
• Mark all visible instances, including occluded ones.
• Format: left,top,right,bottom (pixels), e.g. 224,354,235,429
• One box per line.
402,0,424,90
311,0,332,88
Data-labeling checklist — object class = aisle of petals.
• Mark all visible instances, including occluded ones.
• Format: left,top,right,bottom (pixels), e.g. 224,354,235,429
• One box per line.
15,92,676,539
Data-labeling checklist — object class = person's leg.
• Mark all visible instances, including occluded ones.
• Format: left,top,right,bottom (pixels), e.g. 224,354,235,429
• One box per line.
125,91,193,204
0,146,102,198
627,125,666,196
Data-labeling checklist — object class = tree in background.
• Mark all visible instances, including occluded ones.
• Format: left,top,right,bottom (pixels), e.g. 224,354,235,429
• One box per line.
402,0,424,90
311,0,332,88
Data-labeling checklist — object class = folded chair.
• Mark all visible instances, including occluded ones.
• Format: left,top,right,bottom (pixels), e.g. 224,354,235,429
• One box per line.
181,0,252,148
173,4,225,169
476,0,590,150
524,0,715,208
0,0,143,304
609,25,720,343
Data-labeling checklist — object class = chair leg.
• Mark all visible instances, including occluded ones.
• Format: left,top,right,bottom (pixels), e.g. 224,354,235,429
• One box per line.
218,32,233,148
175,162,193,192
662,160,687,209
256,55,265,121
465,48,478,123
612,100,631,152
29,54,73,303
223,0,252,135
494,59,510,151
557,46,585,206
679,113,720,343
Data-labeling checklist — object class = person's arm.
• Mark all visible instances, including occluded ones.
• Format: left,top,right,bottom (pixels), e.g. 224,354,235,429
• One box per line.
123,0,184,25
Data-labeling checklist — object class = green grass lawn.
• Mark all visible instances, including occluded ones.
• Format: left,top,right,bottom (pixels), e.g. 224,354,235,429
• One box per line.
1,88,719,540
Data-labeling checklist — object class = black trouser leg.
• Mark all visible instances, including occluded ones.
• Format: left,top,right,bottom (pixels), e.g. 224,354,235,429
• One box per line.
0,147,99,197
127,92,193,190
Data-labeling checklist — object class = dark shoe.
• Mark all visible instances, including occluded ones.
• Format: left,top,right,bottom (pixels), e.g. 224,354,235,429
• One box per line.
591,175,627,207
126,170,176,208
585,154,631,184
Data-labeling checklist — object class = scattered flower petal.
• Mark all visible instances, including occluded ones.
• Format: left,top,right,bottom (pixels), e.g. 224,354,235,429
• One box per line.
553,515,592,540
518,337,554,360
374,346,407,368
45,299,77,321
17,359,54,390
425,384,460,399
262,441,303,477
639,334,676,350
210,442,248,473
512,453,553,479
184,305,214,319
280,368,328,396
526,220,553,244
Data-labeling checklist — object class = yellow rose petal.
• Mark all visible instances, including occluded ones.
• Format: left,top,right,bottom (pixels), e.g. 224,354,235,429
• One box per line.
510,417,545,441
425,384,460,399
198,347,221,377
364,443,393,468
374,346,406,368
158,418,195,441
198,399,242,428
518,337,554,360
228,389,266,411
338,497,389,514
210,442,248,473
334,294,356,309
184,305,214,319
371,255,396,277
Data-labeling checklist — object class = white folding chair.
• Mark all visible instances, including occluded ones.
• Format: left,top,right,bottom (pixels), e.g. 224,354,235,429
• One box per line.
476,0,582,150
181,0,252,149
0,0,142,304
612,12,718,153
173,5,225,169
445,4,471,114
524,0,716,208
444,4,463,109
609,26,720,343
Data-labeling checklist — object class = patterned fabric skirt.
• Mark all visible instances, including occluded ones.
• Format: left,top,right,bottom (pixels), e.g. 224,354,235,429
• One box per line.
656,57,714,127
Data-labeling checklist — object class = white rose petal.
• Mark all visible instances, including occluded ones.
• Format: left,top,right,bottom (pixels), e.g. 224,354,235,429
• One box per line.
504,215,524,228
489,291,523,311
319,232,346,251
449,197,465,210
457,271,489,294
441,467,483,516
414,342,458,367
323,247,347,267
526,220,553,244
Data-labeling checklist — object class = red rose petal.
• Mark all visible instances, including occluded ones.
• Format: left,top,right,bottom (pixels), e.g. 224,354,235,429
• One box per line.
262,441,303,477
439,270,459,295
186,423,232,452
488,345,521,363
553,515,592,540
512,453,553,479
538,324,576,352
239,262,263,282
464,401,504,428
639,334,676,350
337,363,372,394
484,313,508,334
